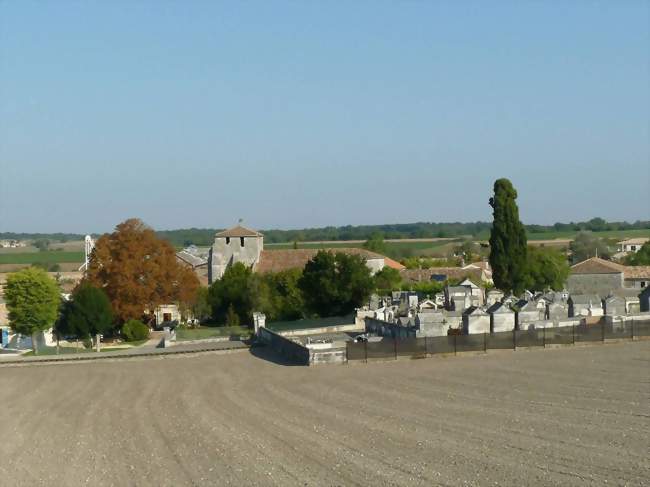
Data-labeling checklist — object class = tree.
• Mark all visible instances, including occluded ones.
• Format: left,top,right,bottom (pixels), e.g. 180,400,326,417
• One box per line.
122,319,150,342
64,283,114,351
4,267,60,354
374,266,402,293
626,242,650,265
262,268,305,321
363,233,387,254
298,251,374,317
524,246,570,292
34,239,50,251
569,232,611,264
225,304,241,327
190,287,211,324
86,219,200,323
207,262,265,325
488,178,528,294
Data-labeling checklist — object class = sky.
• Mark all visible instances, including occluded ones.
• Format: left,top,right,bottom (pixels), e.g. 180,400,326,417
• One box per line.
1,1,648,233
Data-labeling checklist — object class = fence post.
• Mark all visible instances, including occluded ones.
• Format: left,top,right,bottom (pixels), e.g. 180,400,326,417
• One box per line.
601,322,605,343
631,319,634,340
364,340,368,363
454,335,457,356
572,325,575,345
513,329,516,350
484,332,487,353
543,326,546,348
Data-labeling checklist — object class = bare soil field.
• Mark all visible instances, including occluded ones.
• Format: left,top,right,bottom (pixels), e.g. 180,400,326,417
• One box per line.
0,342,648,486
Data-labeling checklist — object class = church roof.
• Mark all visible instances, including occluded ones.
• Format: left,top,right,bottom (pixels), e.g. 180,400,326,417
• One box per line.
256,248,404,274
570,257,624,275
215,225,263,238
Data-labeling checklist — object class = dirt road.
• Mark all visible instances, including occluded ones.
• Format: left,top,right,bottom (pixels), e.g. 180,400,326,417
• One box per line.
0,342,648,486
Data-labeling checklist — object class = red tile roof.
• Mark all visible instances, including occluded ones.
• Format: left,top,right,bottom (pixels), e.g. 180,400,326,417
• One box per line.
256,248,404,274
570,257,625,274
215,225,263,238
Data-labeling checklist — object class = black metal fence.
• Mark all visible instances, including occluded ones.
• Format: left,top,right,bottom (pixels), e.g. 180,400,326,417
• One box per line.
347,320,650,363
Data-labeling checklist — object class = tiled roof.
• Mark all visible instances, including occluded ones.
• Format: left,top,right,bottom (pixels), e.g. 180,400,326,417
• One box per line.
617,238,649,245
215,225,263,238
255,248,404,274
623,266,650,279
570,257,625,275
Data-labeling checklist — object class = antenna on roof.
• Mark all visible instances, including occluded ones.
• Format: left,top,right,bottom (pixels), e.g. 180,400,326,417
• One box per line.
238,218,243,224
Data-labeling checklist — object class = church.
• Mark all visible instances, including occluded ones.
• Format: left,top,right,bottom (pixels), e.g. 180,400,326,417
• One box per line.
202,224,404,284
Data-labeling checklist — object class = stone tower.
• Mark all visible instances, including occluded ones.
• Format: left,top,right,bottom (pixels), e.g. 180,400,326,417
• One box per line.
208,225,264,283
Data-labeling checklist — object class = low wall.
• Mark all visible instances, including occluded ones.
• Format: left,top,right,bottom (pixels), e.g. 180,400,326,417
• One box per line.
259,328,347,365
277,322,364,338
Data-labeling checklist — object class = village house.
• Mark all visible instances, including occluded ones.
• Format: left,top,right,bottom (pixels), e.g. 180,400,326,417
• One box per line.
617,238,649,254
567,257,650,296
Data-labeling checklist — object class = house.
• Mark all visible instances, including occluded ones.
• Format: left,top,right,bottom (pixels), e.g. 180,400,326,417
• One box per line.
568,294,603,317
176,245,210,286
487,302,515,333
207,224,404,284
617,238,649,253
462,306,490,334
567,257,650,295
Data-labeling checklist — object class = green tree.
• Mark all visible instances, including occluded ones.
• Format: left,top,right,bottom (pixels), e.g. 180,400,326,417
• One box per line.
488,178,528,294
625,242,650,265
4,267,61,354
64,283,114,351
298,251,374,317
208,262,266,325
262,268,305,321
190,287,211,323
34,239,50,251
374,266,402,293
525,246,570,291
363,233,387,254
569,232,611,264
225,303,241,327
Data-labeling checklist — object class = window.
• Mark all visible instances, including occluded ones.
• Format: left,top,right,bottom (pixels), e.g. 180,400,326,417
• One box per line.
240,237,245,247
642,282,646,288
226,237,230,245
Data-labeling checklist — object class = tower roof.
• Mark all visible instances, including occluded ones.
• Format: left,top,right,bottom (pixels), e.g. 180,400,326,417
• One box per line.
215,225,263,238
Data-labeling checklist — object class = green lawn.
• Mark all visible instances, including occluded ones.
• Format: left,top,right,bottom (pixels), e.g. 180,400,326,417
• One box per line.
175,326,250,341
0,251,84,265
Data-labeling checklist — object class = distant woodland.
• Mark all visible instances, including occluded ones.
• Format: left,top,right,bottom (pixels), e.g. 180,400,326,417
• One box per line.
3,218,647,247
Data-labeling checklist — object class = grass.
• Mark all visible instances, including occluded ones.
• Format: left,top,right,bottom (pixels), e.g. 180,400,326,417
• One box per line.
175,326,250,341
0,251,84,265
267,314,355,332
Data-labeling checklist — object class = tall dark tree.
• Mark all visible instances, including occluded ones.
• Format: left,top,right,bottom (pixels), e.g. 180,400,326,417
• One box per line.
488,179,528,294
63,283,114,351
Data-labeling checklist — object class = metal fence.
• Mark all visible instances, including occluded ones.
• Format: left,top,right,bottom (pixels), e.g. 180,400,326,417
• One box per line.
347,320,650,363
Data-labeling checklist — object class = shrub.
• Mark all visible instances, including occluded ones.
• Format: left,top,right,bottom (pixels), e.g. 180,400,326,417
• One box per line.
122,319,149,342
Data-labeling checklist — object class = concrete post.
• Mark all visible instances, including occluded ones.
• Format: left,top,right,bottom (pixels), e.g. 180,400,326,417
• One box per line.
253,312,266,336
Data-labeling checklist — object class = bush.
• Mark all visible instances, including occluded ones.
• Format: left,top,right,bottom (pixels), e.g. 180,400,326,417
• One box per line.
122,320,150,342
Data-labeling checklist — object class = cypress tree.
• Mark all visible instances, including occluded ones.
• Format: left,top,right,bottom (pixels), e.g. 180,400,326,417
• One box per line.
488,178,528,294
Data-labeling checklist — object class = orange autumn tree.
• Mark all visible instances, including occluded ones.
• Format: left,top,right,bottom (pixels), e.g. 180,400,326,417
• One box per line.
86,218,199,324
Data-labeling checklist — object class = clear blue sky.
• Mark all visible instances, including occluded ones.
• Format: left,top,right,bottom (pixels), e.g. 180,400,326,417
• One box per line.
1,1,648,233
